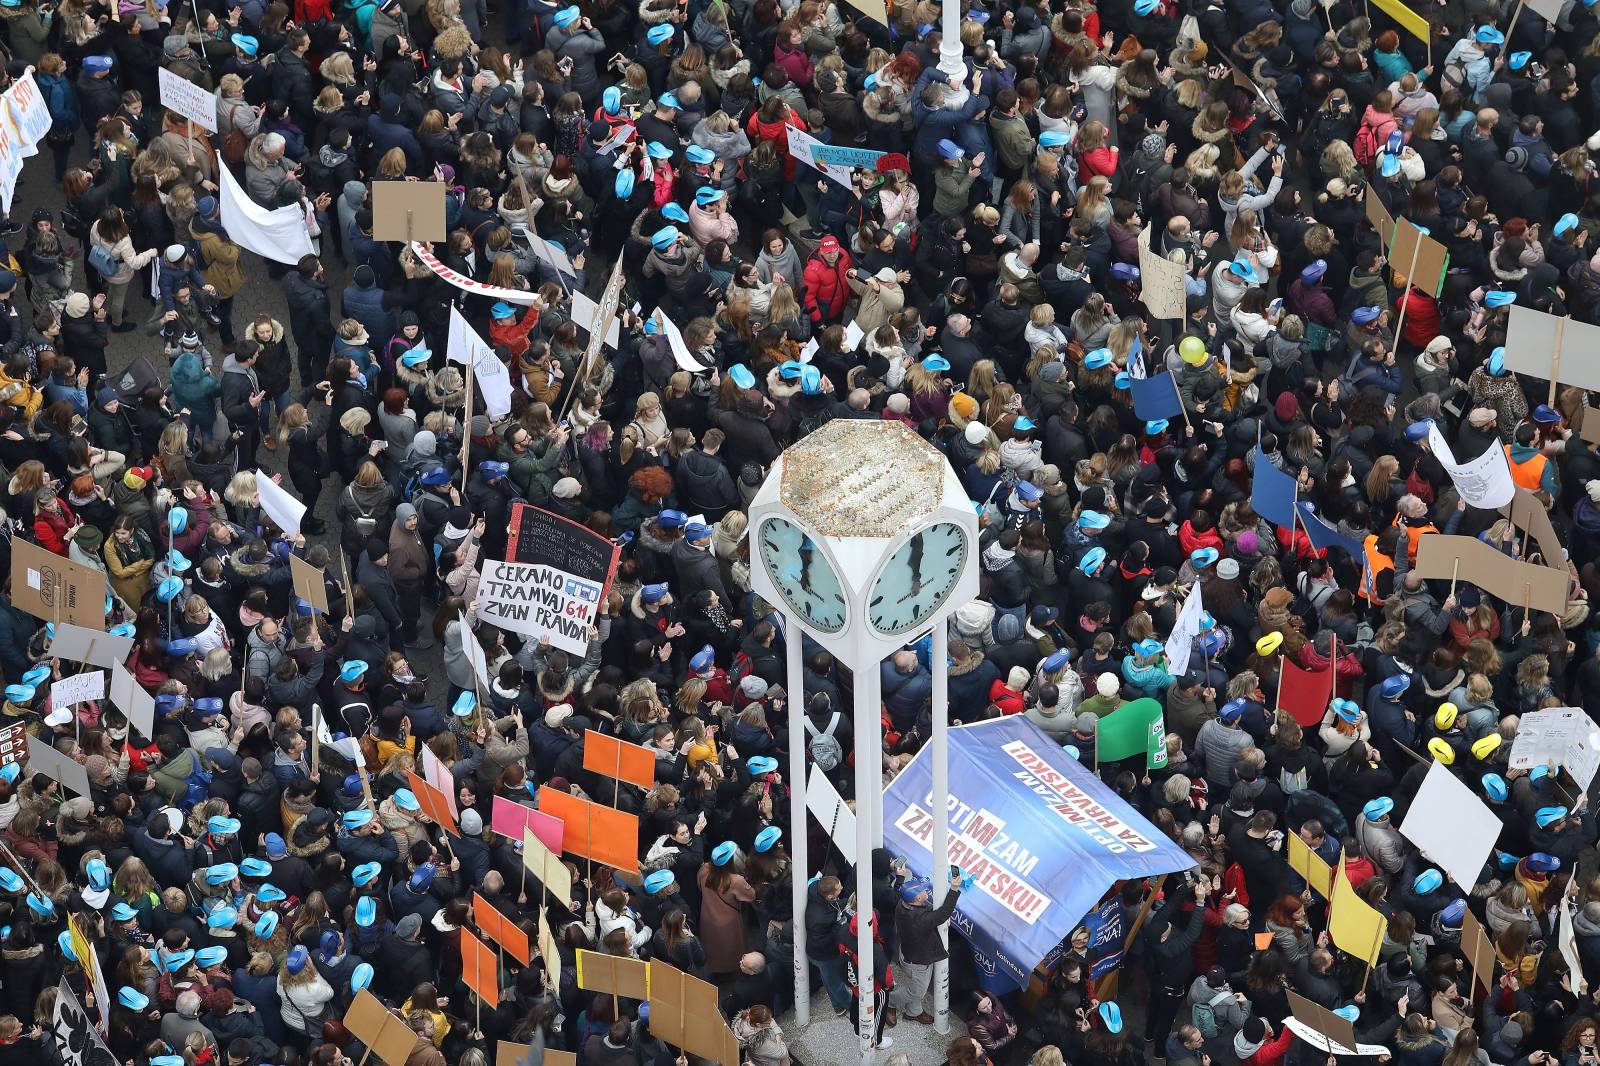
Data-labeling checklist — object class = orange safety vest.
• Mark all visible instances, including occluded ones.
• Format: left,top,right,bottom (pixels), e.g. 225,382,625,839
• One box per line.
1389,516,1437,563
1505,445,1548,492
1358,534,1393,605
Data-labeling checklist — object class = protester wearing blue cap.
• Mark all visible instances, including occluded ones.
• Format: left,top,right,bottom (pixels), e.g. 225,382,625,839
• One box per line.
1078,546,1107,574
711,841,738,865
1083,348,1113,369
660,202,690,223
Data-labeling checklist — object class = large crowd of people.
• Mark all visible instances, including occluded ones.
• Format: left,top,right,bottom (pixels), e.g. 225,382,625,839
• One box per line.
0,0,1593,1062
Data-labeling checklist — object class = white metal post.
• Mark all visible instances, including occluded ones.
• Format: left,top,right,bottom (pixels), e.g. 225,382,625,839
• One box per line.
930,625,951,1034
937,0,968,104
787,631,810,1026
854,660,882,1063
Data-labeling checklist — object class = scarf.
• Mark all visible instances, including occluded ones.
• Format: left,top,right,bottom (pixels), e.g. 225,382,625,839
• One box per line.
982,541,1015,571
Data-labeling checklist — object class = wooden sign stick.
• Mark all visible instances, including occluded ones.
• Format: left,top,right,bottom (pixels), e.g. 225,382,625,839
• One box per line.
1550,316,1568,406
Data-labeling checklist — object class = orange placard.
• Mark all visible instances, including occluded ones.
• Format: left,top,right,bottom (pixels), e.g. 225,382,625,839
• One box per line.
582,730,656,790
405,770,460,837
538,786,640,873
1254,932,1274,950
473,891,531,964
460,927,501,1008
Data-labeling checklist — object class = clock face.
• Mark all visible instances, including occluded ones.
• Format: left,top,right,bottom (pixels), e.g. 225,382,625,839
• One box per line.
756,516,849,635
869,522,970,636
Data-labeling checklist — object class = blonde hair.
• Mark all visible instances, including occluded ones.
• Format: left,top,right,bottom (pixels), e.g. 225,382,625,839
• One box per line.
224,470,257,507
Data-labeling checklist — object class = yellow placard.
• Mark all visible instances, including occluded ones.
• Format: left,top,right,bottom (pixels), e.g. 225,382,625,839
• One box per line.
1288,833,1334,898
1329,856,1387,967
1371,0,1429,41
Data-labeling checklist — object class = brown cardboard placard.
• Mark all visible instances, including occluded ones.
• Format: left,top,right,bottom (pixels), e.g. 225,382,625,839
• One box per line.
343,989,416,1066
1364,185,1395,244
1415,534,1568,616
1505,305,1600,393
372,181,447,243
11,539,106,629
647,959,719,1015
495,1040,529,1066
1387,218,1449,298
538,911,561,991
576,949,648,1000
1461,910,1496,993
1581,406,1600,446
1287,988,1357,1051
289,554,330,613
1500,487,1565,571
522,826,574,907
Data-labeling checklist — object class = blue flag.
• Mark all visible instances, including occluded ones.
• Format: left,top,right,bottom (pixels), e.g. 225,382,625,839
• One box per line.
1297,500,1366,560
1252,446,1299,528
1129,373,1184,422
881,716,1195,992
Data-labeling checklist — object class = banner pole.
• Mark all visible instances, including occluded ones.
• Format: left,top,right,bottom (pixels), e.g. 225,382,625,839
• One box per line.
931,623,951,1034
1392,235,1423,353
1171,371,1190,430
460,360,476,495
1503,0,1528,48
1550,316,1567,406
785,630,811,1026
1448,559,1460,601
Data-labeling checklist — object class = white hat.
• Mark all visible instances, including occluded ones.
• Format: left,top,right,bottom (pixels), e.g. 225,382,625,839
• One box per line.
964,421,989,445
544,704,573,728
1587,480,1600,503
44,706,71,727
1096,673,1120,697
874,267,898,283
1007,666,1030,690
552,477,582,499
165,244,187,263
459,809,483,835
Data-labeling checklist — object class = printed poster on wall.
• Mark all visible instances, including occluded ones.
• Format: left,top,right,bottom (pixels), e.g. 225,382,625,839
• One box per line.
478,504,619,654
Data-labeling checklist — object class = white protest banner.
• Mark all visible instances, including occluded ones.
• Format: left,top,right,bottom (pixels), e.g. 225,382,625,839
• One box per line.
255,470,306,536
1561,884,1590,994
217,154,315,264
158,67,217,133
651,307,707,372
1507,706,1600,788
807,764,857,864
596,123,635,155
26,733,90,795
51,670,105,708
1399,760,1500,890
1164,582,1205,677
481,504,619,655
54,979,116,1066
109,661,155,737
571,259,625,352
421,743,460,821
800,321,863,363
0,74,52,213
411,241,540,305
48,622,133,669
459,611,492,690
1427,422,1515,510
313,704,334,745
526,233,576,280
784,125,855,187
447,306,514,418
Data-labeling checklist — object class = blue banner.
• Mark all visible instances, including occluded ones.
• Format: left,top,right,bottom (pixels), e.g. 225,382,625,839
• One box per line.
1297,500,1366,560
810,143,886,171
1083,896,1127,979
881,717,1195,992
1128,373,1184,422
1252,445,1299,528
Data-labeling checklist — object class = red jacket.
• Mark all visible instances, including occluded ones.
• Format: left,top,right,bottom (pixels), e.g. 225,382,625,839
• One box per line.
1078,146,1119,181
988,679,1026,716
33,501,75,556
1241,1025,1295,1066
1397,287,1441,348
803,250,853,324
746,111,807,180
489,307,541,360
773,42,814,89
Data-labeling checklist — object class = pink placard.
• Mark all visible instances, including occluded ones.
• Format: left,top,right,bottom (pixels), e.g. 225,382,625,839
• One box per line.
491,796,564,853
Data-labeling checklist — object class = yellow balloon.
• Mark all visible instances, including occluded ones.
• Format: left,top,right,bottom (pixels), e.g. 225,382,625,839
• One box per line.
1178,336,1207,365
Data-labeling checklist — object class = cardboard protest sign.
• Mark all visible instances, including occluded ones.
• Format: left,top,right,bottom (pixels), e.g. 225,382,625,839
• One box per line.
109,662,155,737
1461,911,1496,993
343,990,416,1066
404,770,459,836
1364,185,1395,243
573,257,626,368
67,913,111,1034
1370,0,1429,39
497,1043,574,1066
583,730,656,789
448,305,514,419
539,911,561,990
1328,856,1387,967
1415,534,1568,616
522,827,575,906
0,75,53,214
1286,988,1356,1052
838,0,888,25
48,622,132,668
460,927,501,1007
492,796,564,852
1287,833,1333,898
1137,244,1187,321
1501,488,1565,570
1427,423,1514,510
1387,218,1448,297
1507,707,1600,790
418,744,458,821
1561,888,1589,995
647,960,740,1065
1399,761,1501,889
576,950,648,999
473,892,531,964
538,787,639,872
651,306,708,372
784,125,854,187
51,670,104,708
1505,305,1600,393
372,181,446,242
12,539,106,629
53,980,115,1066
480,505,619,654
1526,0,1564,21
1164,583,1204,677
289,554,329,613
158,67,217,133
255,471,305,537
806,764,857,863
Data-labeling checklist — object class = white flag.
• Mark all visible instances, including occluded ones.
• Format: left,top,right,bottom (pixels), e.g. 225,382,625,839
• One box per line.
1427,422,1516,510
216,154,315,265
1165,581,1206,678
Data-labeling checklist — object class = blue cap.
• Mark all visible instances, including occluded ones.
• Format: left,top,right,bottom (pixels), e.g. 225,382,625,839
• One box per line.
685,145,715,165
1531,764,1552,783
685,522,713,541
1145,419,1169,436
1413,869,1443,894
690,645,715,673
58,931,76,961
155,693,187,716
1078,547,1107,574
156,576,184,602
411,864,436,892
657,509,688,528
1532,404,1562,424
1404,419,1434,442
286,945,309,975
112,902,139,922
1110,262,1140,281
1537,805,1569,828
1133,0,1158,14
119,987,149,1009
1488,347,1507,376
1482,773,1509,802
257,883,286,903
1078,510,1110,530
1362,797,1394,821
1014,480,1043,501
240,858,272,878
355,896,378,927
1190,547,1219,569
1083,347,1113,369
490,301,516,319
394,788,420,812
84,53,114,70
479,460,510,479
0,868,21,893
20,664,48,687
340,660,369,683
552,4,578,23
922,353,951,372
205,863,239,885
641,582,669,604
1300,260,1327,284
1439,899,1466,926
1098,1001,1123,1034
207,815,241,836
1556,213,1581,238
452,691,478,717
1379,153,1401,178
1332,698,1361,723
899,876,933,903
341,773,364,797
694,186,726,208
206,906,238,929
711,841,738,866
165,948,195,972
748,755,778,775
754,826,783,852
1379,673,1411,699
660,202,690,223
353,861,382,886
1509,50,1531,69
343,809,374,830
346,962,373,993
937,138,964,160
255,911,280,938
399,347,431,368
602,86,622,114
195,946,227,968
647,22,673,43
1476,25,1504,43
1134,638,1163,658
420,467,451,486
1039,130,1070,148
650,225,680,249
1043,650,1071,672
1527,852,1560,872
1014,415,1036,432
1351,306,1381,325
1114,371,1133,390
777,359,806,380
658,91,681,109
3,685,32,704
728,364,756,389
644,870,676,894
166,549,191,573
646,140,674,161
1228,257,1260,284
1219,698,1247,722
229,32,259,53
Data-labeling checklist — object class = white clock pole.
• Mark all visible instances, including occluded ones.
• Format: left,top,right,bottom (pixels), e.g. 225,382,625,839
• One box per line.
786,631,810,1026
931,622,951,1034
854,661,880,1061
